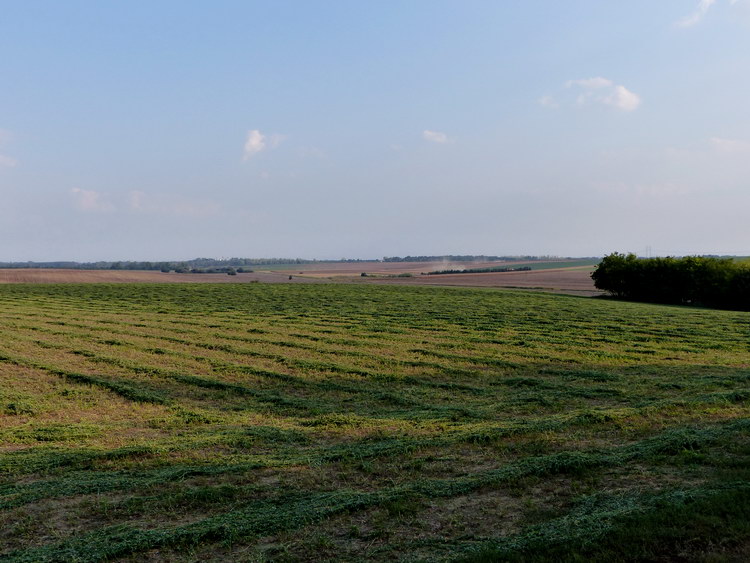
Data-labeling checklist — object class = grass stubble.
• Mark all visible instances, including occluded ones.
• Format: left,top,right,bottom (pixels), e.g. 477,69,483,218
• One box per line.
0,283,748,561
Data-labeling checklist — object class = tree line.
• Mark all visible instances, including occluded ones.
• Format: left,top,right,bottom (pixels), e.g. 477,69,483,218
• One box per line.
0,257,371,271
592,253,750,311
424,266,532,275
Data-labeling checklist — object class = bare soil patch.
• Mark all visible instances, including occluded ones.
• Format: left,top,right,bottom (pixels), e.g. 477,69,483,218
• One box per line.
360,267,599,295
291,260,555,277
287,260,599,295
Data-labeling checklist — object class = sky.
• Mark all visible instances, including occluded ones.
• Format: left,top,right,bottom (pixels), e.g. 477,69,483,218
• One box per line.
1,0,749,261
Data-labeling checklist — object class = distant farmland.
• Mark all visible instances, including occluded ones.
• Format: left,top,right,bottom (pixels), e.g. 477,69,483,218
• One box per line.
0,283,748,561
371,267,599,295
0,269,322,285
0,259,600,294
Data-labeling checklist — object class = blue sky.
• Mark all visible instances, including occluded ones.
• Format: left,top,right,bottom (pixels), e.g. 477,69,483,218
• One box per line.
1,1,749,260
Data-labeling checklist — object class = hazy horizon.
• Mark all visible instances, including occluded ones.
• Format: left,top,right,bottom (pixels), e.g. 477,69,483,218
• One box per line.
1,254,597,264
3,253,748,267
2,1,749,262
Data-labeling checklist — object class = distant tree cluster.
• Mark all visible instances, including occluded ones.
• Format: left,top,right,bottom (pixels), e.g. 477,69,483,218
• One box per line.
383,255,562,263
0,257,371,271
592,253,750,310
424,266,532,275
187,267,244,275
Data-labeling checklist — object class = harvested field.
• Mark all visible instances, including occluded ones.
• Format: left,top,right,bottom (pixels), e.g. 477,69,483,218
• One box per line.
0,261,598,295
0,283,748,561
284,260,548,277
366,267,600,295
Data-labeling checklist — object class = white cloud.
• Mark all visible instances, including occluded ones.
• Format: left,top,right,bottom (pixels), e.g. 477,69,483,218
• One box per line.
710,137,750,153
242,130,285,160
423,130,449,143
676,0,718,27
71,188,115,212
564,77,641,111
603,85,641,111
243,129,266,160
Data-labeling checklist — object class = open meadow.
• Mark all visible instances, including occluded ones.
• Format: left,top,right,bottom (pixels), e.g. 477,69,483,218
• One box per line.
0,283,749,561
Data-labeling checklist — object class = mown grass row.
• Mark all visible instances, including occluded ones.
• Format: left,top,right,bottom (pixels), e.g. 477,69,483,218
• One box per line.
5,419,750,562
0,283,748,561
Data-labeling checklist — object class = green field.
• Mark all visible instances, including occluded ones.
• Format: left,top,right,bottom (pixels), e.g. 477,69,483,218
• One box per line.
0,283,748,561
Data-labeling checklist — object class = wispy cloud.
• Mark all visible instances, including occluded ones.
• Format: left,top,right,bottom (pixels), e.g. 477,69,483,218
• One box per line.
557,77,641,111
423,130,449,143
676,0,748,27
0,128,17,168
242,130,285,160
538,95,559,109
676,0,718,27
71,188,115,212
710,136,750,153
566,77,613,89
0,154,18,168
269,134,286,148
128,190,145,211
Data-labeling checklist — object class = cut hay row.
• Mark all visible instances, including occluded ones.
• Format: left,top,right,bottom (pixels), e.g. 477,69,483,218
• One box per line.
0,283,748,561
